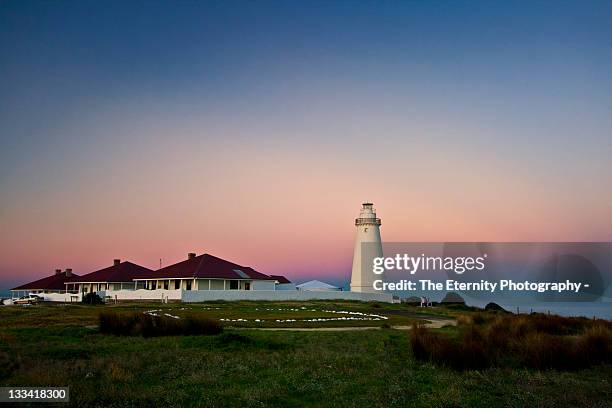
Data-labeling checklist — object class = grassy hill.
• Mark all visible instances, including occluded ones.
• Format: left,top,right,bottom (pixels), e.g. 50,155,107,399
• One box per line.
0,301,610,407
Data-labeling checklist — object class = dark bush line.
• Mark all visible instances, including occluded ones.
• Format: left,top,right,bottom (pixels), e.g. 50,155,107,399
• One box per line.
99,312,223,337
82,292,104,305
411,314,612,371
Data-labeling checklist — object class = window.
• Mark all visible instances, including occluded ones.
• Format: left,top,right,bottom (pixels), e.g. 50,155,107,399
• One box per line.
186,280,192,290
244,282,251,291
210,280,224,290
229,280,238,290
152,281,157,290
175,280,180,290
163,280,169,290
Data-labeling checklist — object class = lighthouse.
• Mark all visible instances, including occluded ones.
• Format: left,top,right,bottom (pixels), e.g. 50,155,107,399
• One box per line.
350,203,384,293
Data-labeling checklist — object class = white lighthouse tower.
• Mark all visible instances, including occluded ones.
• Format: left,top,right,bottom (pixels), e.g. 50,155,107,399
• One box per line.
350,202,384,293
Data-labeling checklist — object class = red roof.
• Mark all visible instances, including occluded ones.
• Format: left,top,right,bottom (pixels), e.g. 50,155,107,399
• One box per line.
270,275,292,284
12,271,80,291
137,254,274,281
67,261,153,283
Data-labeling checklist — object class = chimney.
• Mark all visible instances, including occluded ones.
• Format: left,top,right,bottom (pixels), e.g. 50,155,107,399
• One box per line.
65,268,72,277
188,253,196,260
114,259,121,266
55,269,62,275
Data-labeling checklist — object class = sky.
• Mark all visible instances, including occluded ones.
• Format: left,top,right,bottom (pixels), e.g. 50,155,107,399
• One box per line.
1,0,611,291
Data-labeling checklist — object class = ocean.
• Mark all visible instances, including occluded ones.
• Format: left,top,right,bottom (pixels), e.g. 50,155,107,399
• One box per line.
491,301,612,320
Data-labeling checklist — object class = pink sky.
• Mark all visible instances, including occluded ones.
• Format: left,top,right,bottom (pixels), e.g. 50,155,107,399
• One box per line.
2,128,611,288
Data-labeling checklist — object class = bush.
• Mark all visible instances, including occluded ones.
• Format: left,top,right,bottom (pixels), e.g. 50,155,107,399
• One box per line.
575,325,612,366
82,292,104,305
411,323,488,370
456,315,473,326
410,313,612,371
99,312,223,337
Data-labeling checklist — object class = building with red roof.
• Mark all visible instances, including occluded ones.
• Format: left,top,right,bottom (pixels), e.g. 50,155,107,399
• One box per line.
66,259,153,294
10,254,300,302
11,269,79,298
134,253,277,291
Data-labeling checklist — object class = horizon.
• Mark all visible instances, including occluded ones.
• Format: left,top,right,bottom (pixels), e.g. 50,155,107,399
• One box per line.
2,1,612,292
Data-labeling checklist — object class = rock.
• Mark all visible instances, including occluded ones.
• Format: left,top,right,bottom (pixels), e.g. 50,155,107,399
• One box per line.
484,302,508,312
440,292,465,304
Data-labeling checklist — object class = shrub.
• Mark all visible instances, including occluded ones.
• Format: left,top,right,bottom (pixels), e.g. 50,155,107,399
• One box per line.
456,315,472,326
576,325,612,366
410,313,612,371
410,323,442,361
99,312,223,337
471,313,488,325
82,292,104,305
518,332,577,370
411,323,489,370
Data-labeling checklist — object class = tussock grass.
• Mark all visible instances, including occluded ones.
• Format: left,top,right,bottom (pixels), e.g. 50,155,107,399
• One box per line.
411,314,612,371
99,312,223,337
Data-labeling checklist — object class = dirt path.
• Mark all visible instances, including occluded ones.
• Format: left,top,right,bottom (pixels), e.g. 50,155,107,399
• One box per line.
239,317,456,332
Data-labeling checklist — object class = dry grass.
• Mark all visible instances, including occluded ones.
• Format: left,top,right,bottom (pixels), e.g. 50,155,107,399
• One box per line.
411,314,612,371
99,311,223,337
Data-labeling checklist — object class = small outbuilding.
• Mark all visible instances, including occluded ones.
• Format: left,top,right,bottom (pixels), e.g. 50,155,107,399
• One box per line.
296,280,342,292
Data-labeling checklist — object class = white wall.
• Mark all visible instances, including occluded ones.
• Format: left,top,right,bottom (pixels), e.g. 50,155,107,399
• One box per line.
35,288,392,303
252,280,276,291
102,289,182,301
181,290,393,303
276,283,297,291
41,293,82,302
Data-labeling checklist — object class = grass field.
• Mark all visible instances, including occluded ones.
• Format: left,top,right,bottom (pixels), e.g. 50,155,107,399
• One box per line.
0,301,610,407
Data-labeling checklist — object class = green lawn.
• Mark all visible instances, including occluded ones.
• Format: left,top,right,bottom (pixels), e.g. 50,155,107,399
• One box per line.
0,301,610,407
0,300,426,329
